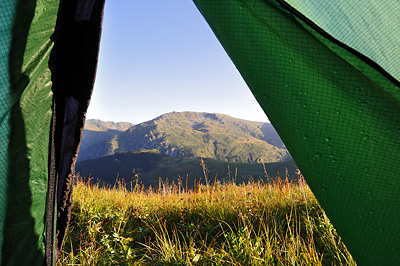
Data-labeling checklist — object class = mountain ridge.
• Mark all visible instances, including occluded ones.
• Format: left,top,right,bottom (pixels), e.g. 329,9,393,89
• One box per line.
84,119,135,131
78,111,289,163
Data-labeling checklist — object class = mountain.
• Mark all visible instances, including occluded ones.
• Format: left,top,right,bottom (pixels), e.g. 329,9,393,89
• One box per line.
78,112,289,163
85,119,134,132
76,150,298,188
79,120,135,155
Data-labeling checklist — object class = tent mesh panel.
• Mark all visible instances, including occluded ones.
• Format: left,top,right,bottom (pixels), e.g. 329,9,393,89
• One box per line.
0,0,17,261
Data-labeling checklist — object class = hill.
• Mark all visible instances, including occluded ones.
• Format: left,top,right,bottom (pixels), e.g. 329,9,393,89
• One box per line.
84,119,134,132
76,149,297,188
79,120,135,155
78,112,289,163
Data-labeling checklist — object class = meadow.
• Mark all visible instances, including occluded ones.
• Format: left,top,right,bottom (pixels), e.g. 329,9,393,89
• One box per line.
57,173,356,265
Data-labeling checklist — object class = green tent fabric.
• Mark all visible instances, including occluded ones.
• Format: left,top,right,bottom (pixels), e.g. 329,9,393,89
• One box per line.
0,0,17,262
192,0,400,265
1,1,59,264
285,0,400,82
0,0,105,265
0,0,399,265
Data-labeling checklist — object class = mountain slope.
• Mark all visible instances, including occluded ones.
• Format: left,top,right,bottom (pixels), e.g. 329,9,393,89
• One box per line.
79,120,135,158
78,112,289,163
84,119,134,132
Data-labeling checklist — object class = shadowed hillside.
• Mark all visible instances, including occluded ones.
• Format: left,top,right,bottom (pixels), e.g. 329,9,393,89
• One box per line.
76,149,297,188
79,120,135,158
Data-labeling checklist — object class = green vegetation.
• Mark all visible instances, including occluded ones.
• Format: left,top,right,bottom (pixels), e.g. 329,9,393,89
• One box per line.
76,150,298,187
78,112,289,163
57,174,356,265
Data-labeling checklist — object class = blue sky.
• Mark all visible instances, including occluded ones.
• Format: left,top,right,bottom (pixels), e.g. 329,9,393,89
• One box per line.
86,1,270,124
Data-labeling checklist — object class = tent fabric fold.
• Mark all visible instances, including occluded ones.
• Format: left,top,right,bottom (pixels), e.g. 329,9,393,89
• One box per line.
49,0,105,261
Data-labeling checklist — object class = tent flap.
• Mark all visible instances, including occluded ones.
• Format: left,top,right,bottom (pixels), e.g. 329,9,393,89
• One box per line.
192,0,400,265
2,0,59,264
49,0,106,260
0,0,105,265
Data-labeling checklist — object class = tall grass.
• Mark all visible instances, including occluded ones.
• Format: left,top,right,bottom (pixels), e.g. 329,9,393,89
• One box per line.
57,174,356,265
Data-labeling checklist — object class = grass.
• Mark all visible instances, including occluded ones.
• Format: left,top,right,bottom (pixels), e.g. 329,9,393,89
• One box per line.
57,173,356,265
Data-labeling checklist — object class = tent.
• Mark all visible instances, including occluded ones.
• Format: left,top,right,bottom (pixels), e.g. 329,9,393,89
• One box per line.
0,0,398,265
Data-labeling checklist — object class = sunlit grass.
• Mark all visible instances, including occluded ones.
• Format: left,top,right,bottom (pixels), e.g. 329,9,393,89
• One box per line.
57,174,356,265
